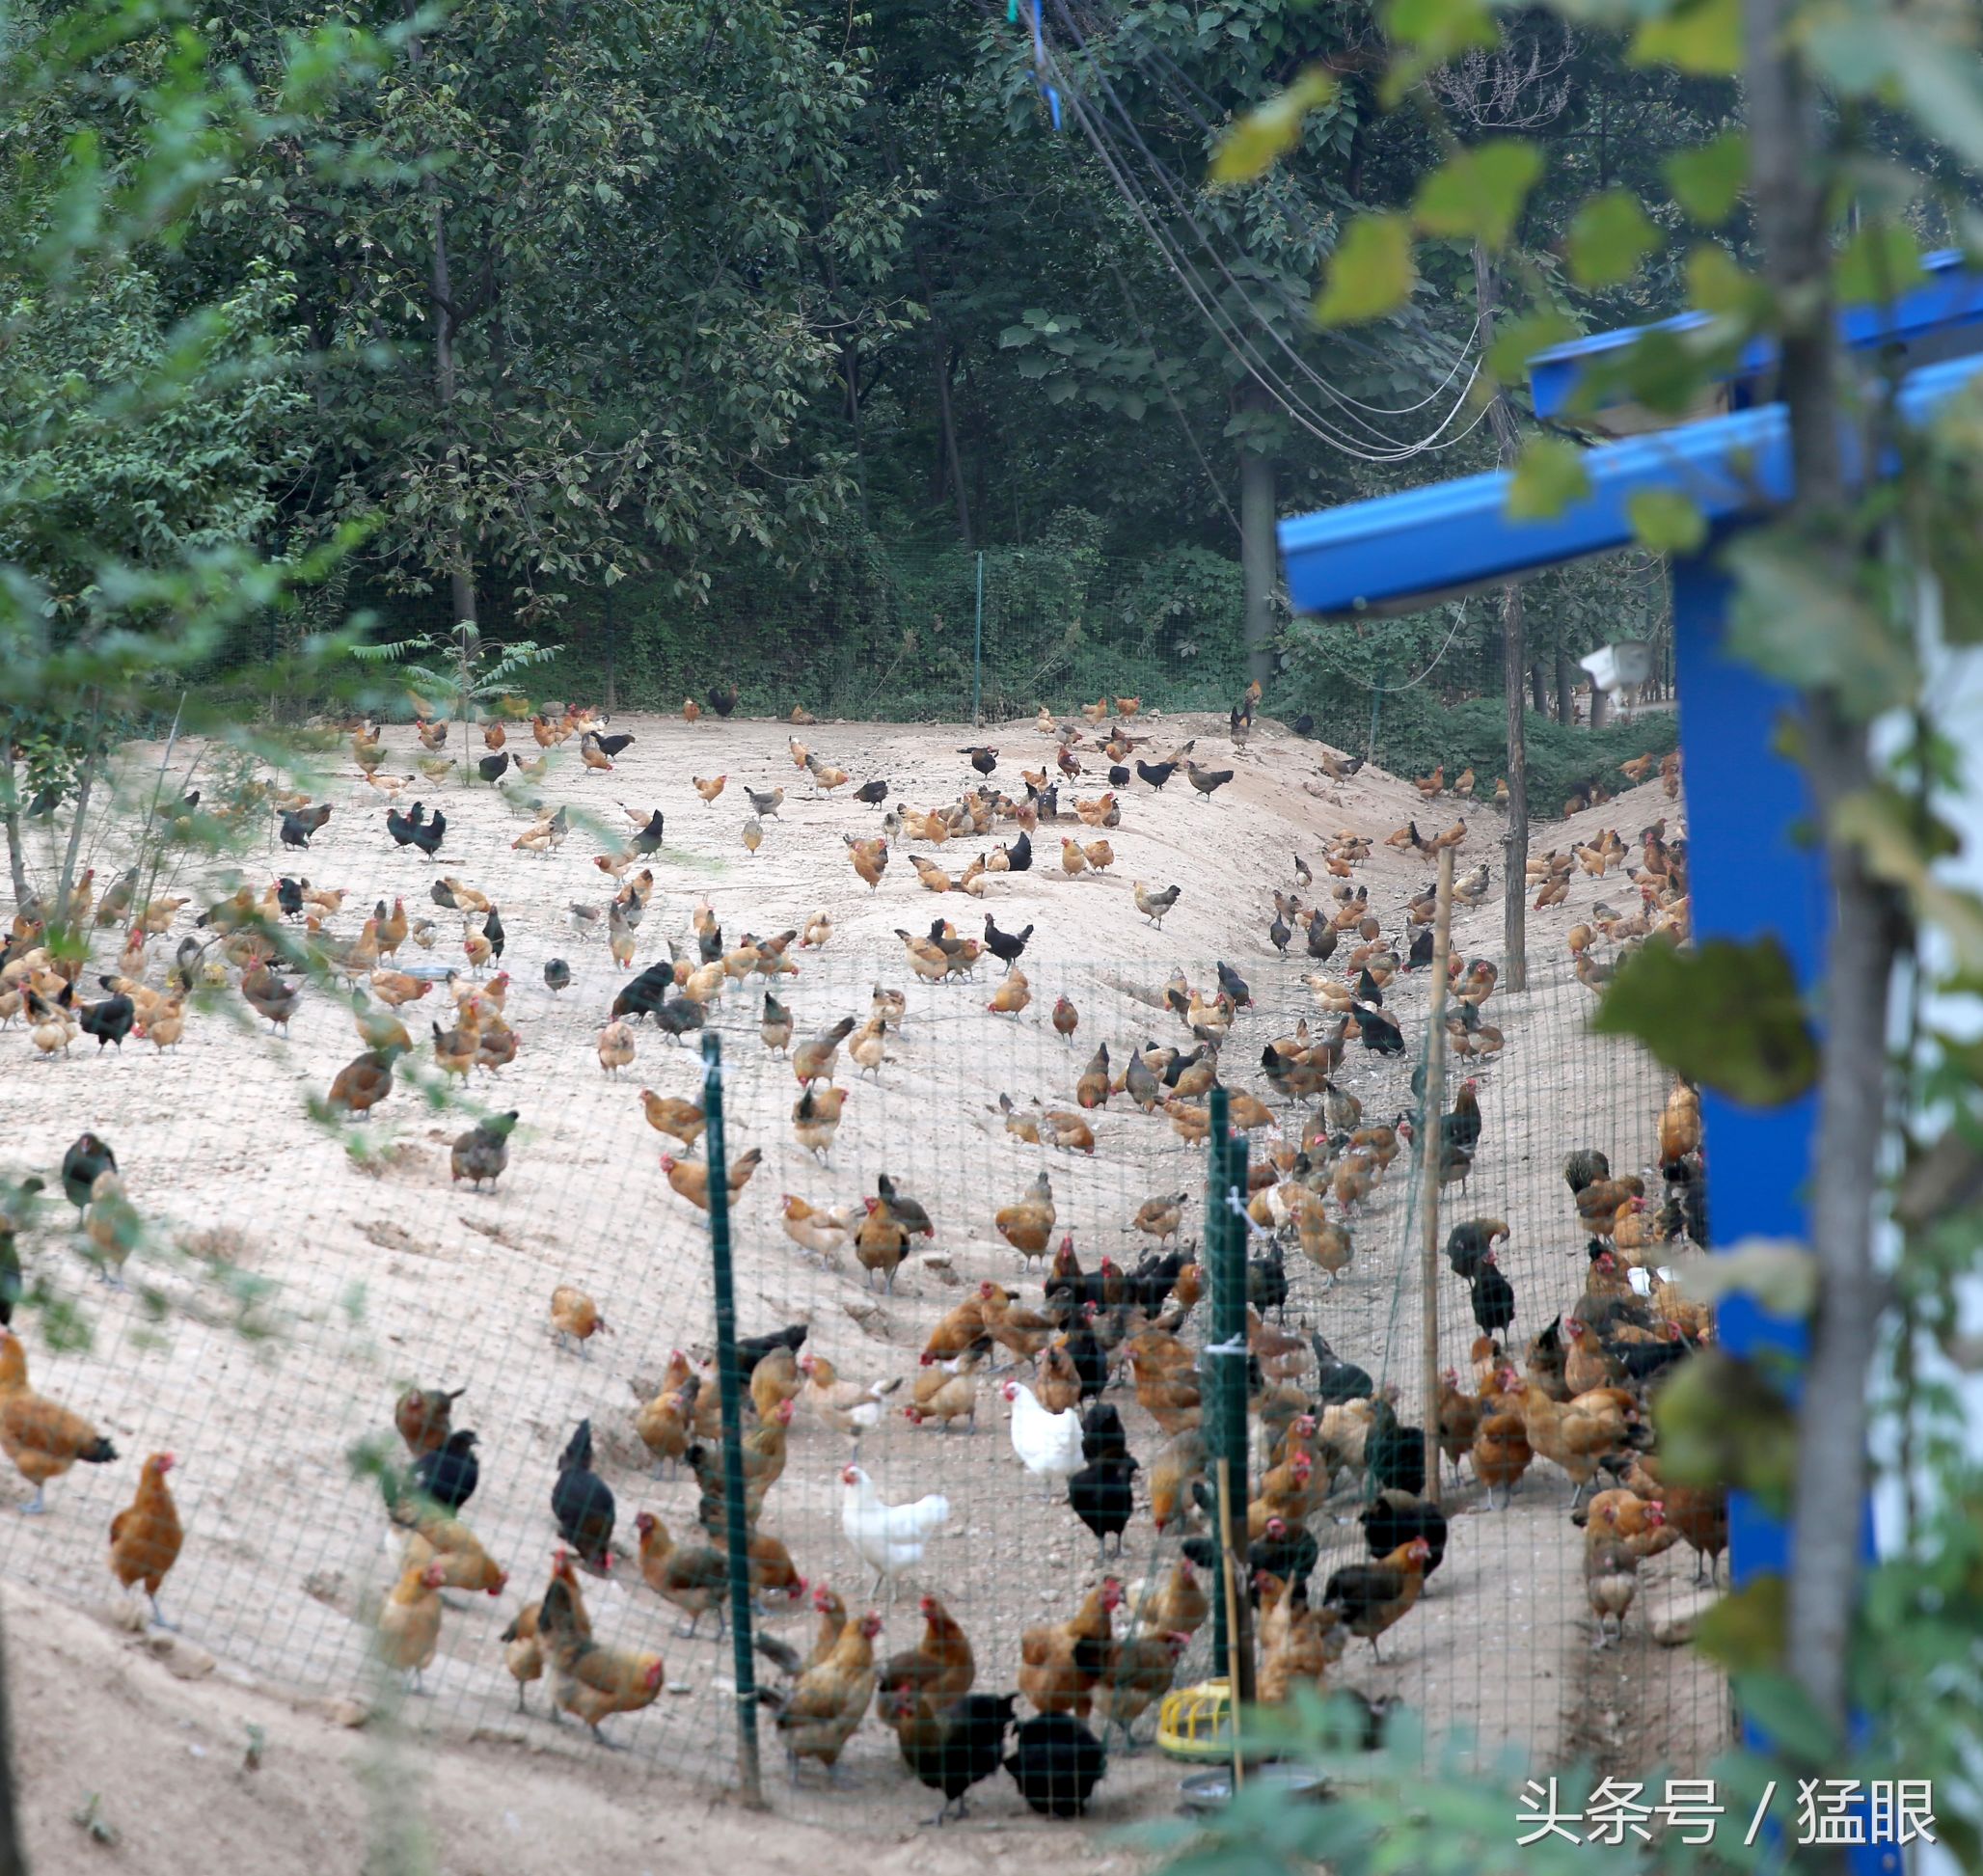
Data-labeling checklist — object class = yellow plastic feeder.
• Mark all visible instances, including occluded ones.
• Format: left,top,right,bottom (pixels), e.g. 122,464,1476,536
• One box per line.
1155,1677,1236,1760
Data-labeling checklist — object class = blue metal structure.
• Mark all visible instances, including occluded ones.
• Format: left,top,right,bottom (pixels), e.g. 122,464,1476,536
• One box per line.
1277,290,1983,1876
1529,248,1983,421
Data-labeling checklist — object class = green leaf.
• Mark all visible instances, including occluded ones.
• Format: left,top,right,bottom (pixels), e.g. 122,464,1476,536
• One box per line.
1487,309,1579,385
1733,1671,1842,1765
1566,190,1662,289
1411,139,1542,253
1630,0,1741,75
1685,242,1768,320
1653,1348,1798,1512
1314,214,1415,327
1833,787,1983,970
1627,488,1707,554
1590,936,1819,1104
1209,68,1339,185
1505,437,1591,520
1666,131,1748,226
1834,221,1926,304
1725,534,1918,717
1378,0,1497,99
1696,1577,1785,1673
1888,25,1983,172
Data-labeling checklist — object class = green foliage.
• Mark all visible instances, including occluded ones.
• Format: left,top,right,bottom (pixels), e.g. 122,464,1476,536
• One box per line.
1315,215,1417,326
1412,140,1544,252
1209,68,1339,185
1592,937,1820,1103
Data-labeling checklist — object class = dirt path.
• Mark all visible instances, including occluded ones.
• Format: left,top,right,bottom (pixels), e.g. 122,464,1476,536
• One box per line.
1,707,1723,1851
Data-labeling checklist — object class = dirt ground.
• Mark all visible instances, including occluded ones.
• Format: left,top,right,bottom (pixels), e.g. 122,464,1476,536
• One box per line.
0,704,1724,1866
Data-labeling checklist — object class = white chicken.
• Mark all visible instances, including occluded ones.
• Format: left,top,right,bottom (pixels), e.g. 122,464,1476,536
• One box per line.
1002,1379,1084,1497
840,1464,948,1600
799,1353,901,1442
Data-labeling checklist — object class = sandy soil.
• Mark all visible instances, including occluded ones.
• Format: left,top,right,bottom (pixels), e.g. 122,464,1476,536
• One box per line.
0,705,1724,1858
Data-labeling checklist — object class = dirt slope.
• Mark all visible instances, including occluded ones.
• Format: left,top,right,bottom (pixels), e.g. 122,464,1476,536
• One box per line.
0,705,1721,1849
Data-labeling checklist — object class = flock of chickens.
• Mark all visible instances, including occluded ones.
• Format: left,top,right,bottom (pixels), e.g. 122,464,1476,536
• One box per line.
0,683,1716,1824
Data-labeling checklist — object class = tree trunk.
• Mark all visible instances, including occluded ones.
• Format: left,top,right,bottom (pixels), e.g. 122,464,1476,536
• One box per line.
1531,662,1549,715
1745,0,1888,1771
1589,686,1609,730
1238,386,1278,693
1556,652,1577,725
52,746,95,928
930,338,972,548
602,584,618,717
1,748,28,909
1473,241,1528,990
430,198,478,643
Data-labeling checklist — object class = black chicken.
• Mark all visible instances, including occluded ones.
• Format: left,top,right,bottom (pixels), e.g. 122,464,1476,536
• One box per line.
61,1132,117,1213
1306,911,1338,962
1471,1255,1516,1336
592,733,637,757
1080,1402,1128,1463
1246,1241,1290,1319
958,746,998,775
984,916,1032,965
855,779,888,806
611,960,675,1020
707,686,738,720
1134,759,1176,790
482,906,504,961
1359,1489,1448,1581
1216,961,1251,1008
1003,829,1034,872
1309,1331,1374,1404
406,810,446,859
1365,1395,1426,1499
1357,1004,1404,1055
655,996,707,1041
79,984,134,1049
277,877,305,918
410,1427,480,1511
883,1688,1018,1825
1005,1713,1107,1817
551,1419,615,1570
1444,1217,1507,1282
478,751,510,783
279,803,330,849
1067,1449,1138,1563
543,959,571,994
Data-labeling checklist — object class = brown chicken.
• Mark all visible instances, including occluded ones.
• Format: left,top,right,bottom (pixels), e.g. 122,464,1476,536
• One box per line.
539,1573,666,1743
660,1147,763,1211
905,1350,982,1432
402,1511,509,1597
1321,1538,1431,1662
638,1090,707,1150
0,1328,117,1513
1093,1631,1187,1736
1435,1370,1481,1479
856,1197,912,1293
377,1558,448,1688
1019,1579,1123,1718
774,1609,883,1774
550,1285,610,1355
995,1172,1056,1269
1470,1372,1533,1509
635,1512,732,1635
920,1293,991,1366
877,1592,976,1708
394,1385,466,1457
1135,1557,1209,1638
1510,1373,1644,1506
1584,1502,1645,1649
502,1550,592,1710
108,1452,182,1626
1257,1584,1345,1703
1127,1345,1203,1439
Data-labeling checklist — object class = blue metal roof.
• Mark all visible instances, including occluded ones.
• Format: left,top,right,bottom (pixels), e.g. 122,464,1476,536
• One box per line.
1280,349,1983,617
1529,249,1983,420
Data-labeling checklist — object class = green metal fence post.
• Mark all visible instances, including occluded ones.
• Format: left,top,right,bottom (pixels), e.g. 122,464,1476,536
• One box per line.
972,549,985,728
701,1031,764,1807
1204,1090,1256,1706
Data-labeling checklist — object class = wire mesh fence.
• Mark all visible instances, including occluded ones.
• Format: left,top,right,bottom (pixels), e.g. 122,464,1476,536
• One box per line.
0,702,1721,1828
